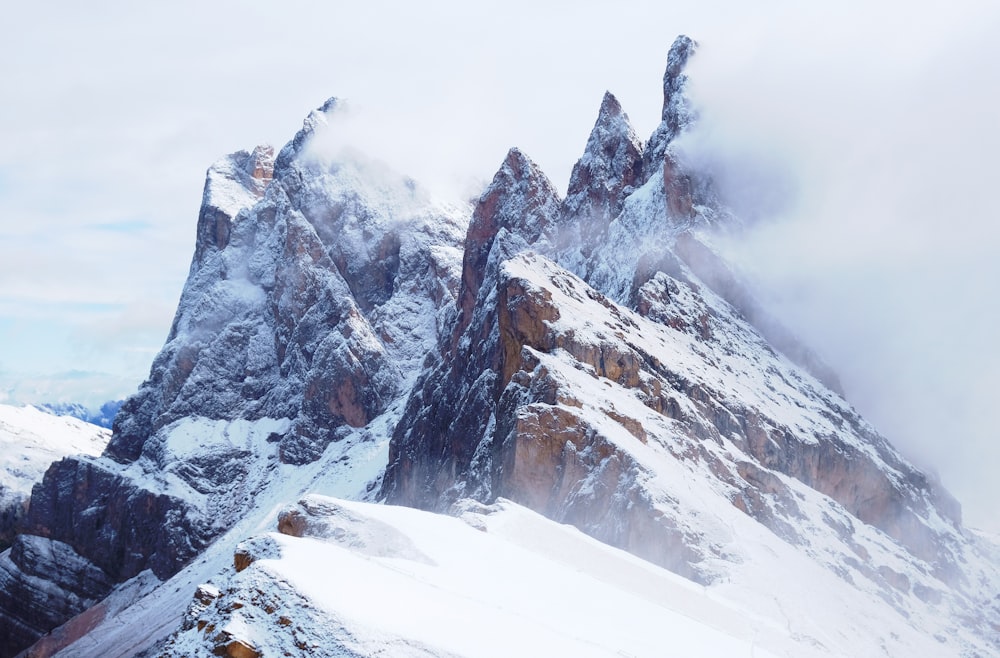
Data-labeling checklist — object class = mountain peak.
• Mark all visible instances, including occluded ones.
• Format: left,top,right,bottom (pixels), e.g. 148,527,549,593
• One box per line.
190,145,275,268
457,148,561,324
663,34,697,122
5,36,999,658
598,90,623,118
589,91,639,150
642,35,699,182
499,146,541,182
562,91,643,255
274,96,343,173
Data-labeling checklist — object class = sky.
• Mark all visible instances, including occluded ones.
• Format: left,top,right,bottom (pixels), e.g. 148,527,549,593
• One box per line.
1,1,997,530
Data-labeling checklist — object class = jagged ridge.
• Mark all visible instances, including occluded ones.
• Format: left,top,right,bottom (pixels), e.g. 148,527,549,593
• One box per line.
2,34,997,658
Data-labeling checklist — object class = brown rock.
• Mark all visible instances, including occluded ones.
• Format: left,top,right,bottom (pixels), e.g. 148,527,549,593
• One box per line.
457,148,561,329
233,548,253,573
213,637,260,658
249,145,275,189
663,152,695,220
276,508,307,538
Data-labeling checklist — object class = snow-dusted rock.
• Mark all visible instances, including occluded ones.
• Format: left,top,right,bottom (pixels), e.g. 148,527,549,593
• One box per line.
382,32,998,654
643,34,698,180
0,98,464,655
0,405,109,551
458,147,561,326
560,91,643,266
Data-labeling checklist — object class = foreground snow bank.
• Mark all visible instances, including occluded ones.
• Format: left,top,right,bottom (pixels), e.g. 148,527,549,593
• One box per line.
161,496,792,657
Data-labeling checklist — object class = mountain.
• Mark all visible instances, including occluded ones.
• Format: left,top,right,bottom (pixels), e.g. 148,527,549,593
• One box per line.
0,98,467,657
0,405,110,551
37,401,124,430
1,35,997,657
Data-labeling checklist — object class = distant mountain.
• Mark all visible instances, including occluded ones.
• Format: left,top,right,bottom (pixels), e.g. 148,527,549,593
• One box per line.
37,400,124,429
1,34,997,658
0,405,110,552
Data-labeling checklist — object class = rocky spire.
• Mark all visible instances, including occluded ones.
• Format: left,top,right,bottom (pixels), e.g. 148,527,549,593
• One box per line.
191,145,275,269
562,91,644,251
661,35,697,128
456,147,561,327
386,149,560,511
274,96,340,174
642,35,698,181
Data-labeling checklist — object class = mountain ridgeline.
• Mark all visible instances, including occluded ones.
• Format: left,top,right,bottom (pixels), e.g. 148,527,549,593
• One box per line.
36,401,124,430
1,35,997,657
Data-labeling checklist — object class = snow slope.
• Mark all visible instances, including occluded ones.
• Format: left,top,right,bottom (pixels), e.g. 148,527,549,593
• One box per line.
0,405,110,486
0,405,109,545
155,495,993,657
156,497,785,657
35,403,397,658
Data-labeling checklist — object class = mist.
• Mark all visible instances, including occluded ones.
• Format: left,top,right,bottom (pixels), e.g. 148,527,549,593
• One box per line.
677,3,1000,532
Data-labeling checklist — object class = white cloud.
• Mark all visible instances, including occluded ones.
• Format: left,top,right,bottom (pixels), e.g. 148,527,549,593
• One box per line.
680,1,1000,531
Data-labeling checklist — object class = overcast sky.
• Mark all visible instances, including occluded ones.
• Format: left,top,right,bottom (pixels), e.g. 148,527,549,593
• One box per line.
1,1,997,530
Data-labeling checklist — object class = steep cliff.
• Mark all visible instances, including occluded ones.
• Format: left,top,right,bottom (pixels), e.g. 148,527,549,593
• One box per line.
0,406,110,552
0,100,465,656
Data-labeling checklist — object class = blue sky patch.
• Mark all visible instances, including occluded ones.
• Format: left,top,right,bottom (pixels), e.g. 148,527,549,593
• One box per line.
90,218,154,234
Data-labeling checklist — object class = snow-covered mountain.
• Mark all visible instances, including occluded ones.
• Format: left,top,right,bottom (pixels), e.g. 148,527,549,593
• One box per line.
1,35,997,657
37,400,124,430
0,405,109,551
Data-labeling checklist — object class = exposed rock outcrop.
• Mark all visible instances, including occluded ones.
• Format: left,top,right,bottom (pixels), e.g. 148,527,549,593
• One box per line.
0,535,112,653
643,34,698,181
386,251,963,583
561,92,643,262
458,147,561,326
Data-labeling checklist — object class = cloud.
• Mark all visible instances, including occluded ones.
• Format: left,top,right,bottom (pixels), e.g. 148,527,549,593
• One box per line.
678,2,1000,531
0,369,136,410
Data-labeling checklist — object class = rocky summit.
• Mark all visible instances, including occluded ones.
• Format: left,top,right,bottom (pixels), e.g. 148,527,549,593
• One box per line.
1,35,997,658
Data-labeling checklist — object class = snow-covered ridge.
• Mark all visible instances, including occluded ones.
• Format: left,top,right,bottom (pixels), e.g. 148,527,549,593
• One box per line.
1,33,997,658
160,497,787,657
0,404,109,546
158,496,996,657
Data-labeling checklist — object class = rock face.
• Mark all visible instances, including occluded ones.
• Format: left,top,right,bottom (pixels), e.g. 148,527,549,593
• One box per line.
642,34,698,180
382,33,995,642
0,406,110,553
108,117,464,467
0,100,464,656
561,92,643,265
4,34,999,658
